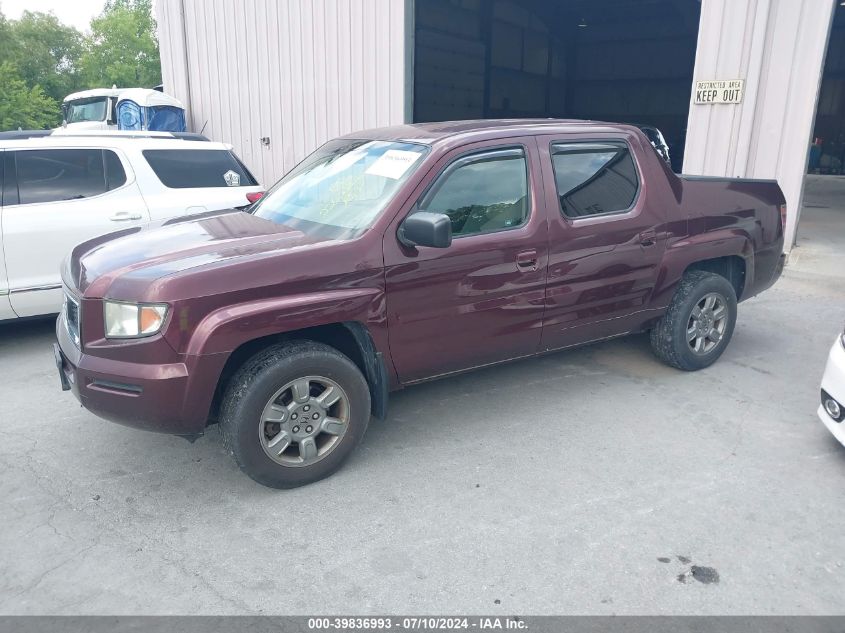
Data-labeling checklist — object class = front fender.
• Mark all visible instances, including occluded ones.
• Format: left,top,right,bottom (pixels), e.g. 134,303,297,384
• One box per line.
184,288,386,356
170,288,389,430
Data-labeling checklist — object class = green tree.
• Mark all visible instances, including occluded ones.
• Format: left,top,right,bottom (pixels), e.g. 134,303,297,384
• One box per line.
0,11,11,61
7,11,85,104
80,0,162,88
0,62,60,130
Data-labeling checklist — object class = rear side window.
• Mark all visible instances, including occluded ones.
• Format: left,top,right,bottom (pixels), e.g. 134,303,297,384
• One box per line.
143,149,258,189
15,149,127,205
419,147,529,238
105,150,127,190
550,142,638,218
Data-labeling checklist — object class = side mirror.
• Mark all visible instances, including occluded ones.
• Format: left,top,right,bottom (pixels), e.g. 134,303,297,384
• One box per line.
398,211,452,249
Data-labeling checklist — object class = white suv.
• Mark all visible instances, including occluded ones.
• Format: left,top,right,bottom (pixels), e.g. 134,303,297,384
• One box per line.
0,133,263,320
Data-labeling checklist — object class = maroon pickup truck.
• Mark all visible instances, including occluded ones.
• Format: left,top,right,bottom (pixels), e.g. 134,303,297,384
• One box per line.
55,120,785,488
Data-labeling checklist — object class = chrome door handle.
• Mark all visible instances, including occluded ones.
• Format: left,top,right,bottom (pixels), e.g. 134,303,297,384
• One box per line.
110,212,143,222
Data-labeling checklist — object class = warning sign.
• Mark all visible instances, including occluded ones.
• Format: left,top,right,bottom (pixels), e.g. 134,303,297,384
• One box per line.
695,79,744,104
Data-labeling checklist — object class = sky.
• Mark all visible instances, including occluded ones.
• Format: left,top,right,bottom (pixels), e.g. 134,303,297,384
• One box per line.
1,0,107,31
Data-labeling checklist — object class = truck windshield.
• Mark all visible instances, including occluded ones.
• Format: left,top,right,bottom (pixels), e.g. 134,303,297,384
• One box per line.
65,98,108,123
252,139,429,238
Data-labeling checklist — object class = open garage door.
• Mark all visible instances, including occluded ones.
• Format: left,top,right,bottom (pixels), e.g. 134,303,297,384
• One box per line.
413,0,701,172
809,5,845,175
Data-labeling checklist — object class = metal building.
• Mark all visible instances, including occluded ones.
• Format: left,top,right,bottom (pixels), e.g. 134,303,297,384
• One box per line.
156,0,841,251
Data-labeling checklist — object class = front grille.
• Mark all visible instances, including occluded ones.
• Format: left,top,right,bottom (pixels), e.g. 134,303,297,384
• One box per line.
64,292,80,348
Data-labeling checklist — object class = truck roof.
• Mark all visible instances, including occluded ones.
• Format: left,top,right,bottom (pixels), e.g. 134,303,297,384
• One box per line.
63,88,123,102
341,118,640,146
0,134,230,152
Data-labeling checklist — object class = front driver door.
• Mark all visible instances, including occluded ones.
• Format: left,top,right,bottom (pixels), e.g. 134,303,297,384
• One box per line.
384,138,549,383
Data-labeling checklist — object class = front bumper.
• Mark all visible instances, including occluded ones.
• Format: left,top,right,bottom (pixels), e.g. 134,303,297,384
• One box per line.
817,336,845,446
55,314,224,435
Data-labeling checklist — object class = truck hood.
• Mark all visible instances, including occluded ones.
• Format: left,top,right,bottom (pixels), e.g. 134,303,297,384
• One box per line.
68,210,331,295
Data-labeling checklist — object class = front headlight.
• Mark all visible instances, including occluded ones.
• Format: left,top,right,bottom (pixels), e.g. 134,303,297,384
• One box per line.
104,301,169,338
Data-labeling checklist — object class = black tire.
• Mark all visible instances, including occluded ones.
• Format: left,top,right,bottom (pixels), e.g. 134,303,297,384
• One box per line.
649,270,738,371
220,340,371,488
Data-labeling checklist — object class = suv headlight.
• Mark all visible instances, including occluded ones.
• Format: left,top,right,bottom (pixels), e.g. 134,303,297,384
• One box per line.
104,301,169,338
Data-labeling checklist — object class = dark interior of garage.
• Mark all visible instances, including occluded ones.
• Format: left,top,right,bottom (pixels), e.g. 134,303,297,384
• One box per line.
413,0,701,172
810,4,845,175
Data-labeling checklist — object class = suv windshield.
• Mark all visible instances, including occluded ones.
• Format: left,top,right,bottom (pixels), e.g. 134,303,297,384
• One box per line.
65,98,109,123
252,139,429,239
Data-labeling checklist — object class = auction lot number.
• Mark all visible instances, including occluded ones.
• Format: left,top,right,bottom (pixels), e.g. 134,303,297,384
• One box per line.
308,617,526,630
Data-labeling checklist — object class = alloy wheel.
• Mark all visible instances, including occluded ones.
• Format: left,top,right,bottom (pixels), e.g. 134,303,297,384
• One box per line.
259,376,350,467
686,292,729,355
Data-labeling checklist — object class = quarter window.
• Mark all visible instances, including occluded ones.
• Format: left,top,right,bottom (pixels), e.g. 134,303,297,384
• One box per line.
105,150,127,190
550,142,638,218
143,149,258,189
419,147,529,238
15,149,127,205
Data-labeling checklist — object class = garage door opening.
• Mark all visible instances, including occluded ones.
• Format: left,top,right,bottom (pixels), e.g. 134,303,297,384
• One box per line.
413,0,701,172
798,3,844,257
809,5,845,176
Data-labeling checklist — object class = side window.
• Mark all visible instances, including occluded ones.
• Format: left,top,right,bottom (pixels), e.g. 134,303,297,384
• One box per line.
551,142,639,218
419,147,529,238
15,149,109,205
142,149,259,188
104,150,127,190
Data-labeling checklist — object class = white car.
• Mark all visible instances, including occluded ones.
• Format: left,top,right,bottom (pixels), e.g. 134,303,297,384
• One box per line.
0,132,263,320
819,331,845,445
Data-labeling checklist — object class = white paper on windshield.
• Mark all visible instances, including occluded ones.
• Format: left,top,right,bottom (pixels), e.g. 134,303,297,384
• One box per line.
365,150,422,180
331,150,365,172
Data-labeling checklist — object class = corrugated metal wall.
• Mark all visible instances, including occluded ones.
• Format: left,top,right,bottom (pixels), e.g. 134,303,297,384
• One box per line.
159,0,834,252
683,0,836,251
156,0,410,186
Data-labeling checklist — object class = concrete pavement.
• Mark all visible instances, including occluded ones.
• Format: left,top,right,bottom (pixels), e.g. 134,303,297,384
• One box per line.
1,176,844,615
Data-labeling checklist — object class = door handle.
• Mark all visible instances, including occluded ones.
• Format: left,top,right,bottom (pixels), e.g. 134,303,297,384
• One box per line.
110,212,143,222
638,230,657,247
516,249,538,272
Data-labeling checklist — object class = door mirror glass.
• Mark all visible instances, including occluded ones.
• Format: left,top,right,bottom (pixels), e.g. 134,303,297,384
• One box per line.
398,211,452,248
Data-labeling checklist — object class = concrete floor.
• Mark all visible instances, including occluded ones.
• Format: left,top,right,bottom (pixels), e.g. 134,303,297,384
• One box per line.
1,176,845,615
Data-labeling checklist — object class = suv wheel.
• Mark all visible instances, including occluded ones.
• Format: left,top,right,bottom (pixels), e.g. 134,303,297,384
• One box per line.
220,341,371,488
650,270,738,371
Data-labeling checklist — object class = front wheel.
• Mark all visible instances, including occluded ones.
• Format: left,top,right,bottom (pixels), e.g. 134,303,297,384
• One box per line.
220,341,371,488
650,270,738,371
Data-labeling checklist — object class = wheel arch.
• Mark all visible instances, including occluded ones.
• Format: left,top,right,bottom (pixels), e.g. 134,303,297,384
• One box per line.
683,255,747,300
208,322,389,425
652,232,754,308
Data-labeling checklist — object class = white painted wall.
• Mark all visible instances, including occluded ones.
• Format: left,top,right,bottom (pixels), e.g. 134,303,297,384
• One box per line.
683,0,836,251
156,0,410,186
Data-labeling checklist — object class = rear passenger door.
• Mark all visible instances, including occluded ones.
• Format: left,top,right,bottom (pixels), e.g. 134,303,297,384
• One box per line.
2,147,149,317
536,134,667,351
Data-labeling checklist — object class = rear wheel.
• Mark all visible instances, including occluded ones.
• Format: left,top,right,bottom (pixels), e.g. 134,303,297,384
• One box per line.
650,270,738,371
220,341,371,488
